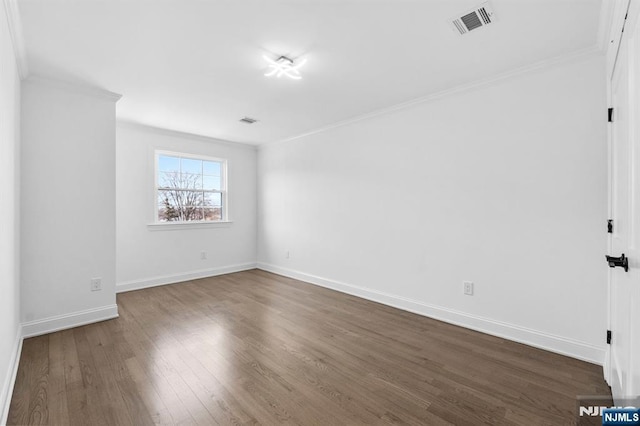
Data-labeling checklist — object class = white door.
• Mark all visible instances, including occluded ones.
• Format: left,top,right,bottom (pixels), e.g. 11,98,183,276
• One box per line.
608,0,640,404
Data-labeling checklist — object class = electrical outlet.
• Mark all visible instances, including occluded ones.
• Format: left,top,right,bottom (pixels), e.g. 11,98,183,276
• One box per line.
463,281,474,296
91,278,102,292
285,250,290,259
200,251,207,260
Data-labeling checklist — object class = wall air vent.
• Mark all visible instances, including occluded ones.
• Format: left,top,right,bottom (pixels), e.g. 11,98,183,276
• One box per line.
239,117,258,124
451,2,496,35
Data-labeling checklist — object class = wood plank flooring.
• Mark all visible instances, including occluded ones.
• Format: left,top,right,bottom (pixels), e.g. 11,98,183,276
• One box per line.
8,269,610,425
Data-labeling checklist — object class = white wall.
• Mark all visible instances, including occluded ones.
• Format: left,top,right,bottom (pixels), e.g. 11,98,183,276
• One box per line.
21,78,119,335
116,123,257,291
0,1,21,422
258,55,608,364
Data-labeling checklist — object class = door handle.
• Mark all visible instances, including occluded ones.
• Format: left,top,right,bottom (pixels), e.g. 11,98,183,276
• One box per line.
606,254,629,272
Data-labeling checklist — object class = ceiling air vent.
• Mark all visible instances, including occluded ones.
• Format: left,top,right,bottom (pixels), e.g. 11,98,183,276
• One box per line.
451,2,495,35
239,117,258,124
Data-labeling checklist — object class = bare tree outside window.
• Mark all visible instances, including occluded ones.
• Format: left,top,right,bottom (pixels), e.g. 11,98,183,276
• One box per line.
157,153,225,222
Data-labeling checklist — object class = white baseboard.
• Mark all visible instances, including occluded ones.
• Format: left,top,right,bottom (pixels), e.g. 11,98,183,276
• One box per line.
257,262,606,365
21,304,119,339
116,262,257,293
1,326,23,426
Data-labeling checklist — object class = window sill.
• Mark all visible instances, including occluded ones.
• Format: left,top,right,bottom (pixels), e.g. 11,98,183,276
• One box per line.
147,221,233,231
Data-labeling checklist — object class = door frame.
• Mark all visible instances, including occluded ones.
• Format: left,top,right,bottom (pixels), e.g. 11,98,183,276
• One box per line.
605,0,640,391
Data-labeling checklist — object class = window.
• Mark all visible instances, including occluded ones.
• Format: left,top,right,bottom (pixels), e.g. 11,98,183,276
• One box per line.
155,151,227,223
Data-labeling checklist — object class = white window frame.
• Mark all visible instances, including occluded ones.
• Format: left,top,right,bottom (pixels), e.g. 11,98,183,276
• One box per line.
151,150,230,228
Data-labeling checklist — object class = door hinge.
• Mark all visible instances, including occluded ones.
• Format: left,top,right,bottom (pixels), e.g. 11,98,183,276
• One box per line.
607,330,612,345
608,219,614,233
608,108,614,122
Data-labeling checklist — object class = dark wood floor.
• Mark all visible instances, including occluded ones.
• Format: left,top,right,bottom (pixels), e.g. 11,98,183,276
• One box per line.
9,269,610,425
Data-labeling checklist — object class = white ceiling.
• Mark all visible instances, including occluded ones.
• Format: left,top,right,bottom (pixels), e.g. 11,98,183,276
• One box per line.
19,0,603,145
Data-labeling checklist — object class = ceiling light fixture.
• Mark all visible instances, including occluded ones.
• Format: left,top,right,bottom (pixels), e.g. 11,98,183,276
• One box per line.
263,55,306,80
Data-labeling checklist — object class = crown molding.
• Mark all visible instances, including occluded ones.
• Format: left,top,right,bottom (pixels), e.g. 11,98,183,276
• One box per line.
25,75,122,102
117,119,258,150
3,0,28,79
263,45,602,148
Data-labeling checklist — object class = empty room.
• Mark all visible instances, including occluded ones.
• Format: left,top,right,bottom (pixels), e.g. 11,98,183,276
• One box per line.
1,0,639,425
